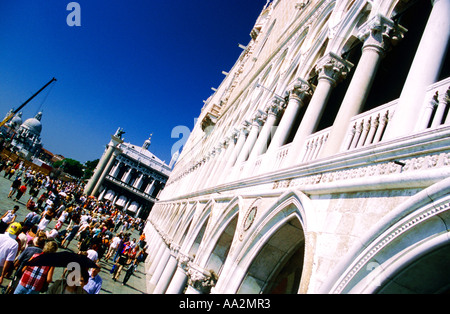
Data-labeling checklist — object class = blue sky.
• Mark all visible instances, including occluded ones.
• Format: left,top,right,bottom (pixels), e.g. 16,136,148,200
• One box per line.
0,0,266,165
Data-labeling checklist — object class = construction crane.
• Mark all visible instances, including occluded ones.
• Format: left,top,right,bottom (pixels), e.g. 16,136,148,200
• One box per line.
0,77,57,128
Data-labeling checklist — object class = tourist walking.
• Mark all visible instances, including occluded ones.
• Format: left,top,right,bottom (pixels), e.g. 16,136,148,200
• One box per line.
83,265,102,294
0,205,19,234
7,177,21,199
13,183,27,202
104,233,121,261
60,224,80,248
47,270,89,294
22,210,41,233
37,205,55,231
0,223,22,286
14,240,58,294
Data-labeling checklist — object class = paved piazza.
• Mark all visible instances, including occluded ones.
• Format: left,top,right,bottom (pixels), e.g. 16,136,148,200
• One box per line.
0,173,147,294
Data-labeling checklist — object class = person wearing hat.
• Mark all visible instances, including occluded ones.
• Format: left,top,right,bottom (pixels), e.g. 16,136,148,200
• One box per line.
0,222,22,285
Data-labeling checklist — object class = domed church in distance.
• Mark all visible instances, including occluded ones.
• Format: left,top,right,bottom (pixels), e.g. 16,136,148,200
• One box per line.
7,111,44,159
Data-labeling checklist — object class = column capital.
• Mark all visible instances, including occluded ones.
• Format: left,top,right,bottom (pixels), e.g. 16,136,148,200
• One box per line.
176,252,192,271
265,96,285,116
219,138,229,149
252,110,266,127
186,263,218,294
239,120,252,135
230,128,240,140
315,52,354,86
358,14,407,55
286,78,313,103
169,242,180,255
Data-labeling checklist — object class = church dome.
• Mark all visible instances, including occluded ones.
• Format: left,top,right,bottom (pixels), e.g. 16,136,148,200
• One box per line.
9,112,23,129
21,112,43,135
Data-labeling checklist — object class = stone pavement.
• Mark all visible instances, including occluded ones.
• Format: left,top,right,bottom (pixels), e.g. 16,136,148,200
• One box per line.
0,174,147,294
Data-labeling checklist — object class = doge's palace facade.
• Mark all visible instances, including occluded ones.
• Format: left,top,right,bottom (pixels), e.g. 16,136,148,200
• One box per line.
144,0,450,294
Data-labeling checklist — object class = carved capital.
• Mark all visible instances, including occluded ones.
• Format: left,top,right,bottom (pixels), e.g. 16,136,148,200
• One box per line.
358,14,407,55
252,110,266,127
315,52,354,86
266,96,285,115
240,120,251,135
287,78,313,104
176,252,192,271
187,264,218,294
170,242,180,255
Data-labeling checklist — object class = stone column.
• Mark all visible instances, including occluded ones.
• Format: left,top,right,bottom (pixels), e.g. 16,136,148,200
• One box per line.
121,166,133,184
91,149,122,196
188,157,206,193
287,53,353,165
220,123,250,183
165,252,192,294
432,88,450,127
417,93,439,130
266,79,313,152
384,0,450,139
145,179,155,195
231,113,265,180
148,239,172,293
84,134,123,195
203,140,228,188
153,244,180,294
109,160,121,177
147,234,166,275
321,15,406,157
208,133,238,187
193,148,218,191
250,99,283,159
133,173,144,189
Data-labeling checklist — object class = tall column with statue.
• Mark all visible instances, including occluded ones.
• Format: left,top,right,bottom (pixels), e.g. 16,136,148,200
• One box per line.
84,127,124,196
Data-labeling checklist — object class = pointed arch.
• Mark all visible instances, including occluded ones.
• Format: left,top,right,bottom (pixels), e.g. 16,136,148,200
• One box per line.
322,177,450,294
215,190,317,294
179,199,214,258
194,196,243,276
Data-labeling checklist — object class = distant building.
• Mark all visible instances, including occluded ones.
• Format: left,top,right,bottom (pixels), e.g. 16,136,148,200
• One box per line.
2,110,44,160
84,128,171,219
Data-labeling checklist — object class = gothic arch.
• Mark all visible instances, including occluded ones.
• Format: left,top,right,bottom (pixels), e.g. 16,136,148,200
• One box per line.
321,177,450,294
281,28,309,87
172,202,197,248
180,200,214,258
168,202,188,241
194,196,243,275
166,202,183,234
327,0,372,54
214,191,317,294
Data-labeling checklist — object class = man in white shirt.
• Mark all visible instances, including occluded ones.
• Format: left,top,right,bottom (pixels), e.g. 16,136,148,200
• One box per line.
104,234,121,261
87,247,98,262
0,222,21,285
0,205,19,234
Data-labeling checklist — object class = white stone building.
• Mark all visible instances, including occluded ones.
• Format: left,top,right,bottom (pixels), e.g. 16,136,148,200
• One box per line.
8,111,44,159
144,0,450,294
85,129,171,219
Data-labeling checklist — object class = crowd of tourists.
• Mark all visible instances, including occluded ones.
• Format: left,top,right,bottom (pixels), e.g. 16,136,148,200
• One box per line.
0,158,148,294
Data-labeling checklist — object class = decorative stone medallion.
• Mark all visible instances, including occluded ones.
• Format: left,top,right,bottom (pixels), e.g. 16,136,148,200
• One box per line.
243,205,258,231
239,198,262,241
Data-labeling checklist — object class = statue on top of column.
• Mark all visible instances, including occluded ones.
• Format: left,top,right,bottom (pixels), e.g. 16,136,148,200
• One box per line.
114,127,125,139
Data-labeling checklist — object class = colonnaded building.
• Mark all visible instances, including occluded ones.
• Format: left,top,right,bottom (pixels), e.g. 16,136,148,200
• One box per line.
85,128,172,219
144,0,450,294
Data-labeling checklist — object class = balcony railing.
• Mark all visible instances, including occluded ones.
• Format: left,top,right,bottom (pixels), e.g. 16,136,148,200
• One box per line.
232,78,450,180
105,174,157,202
